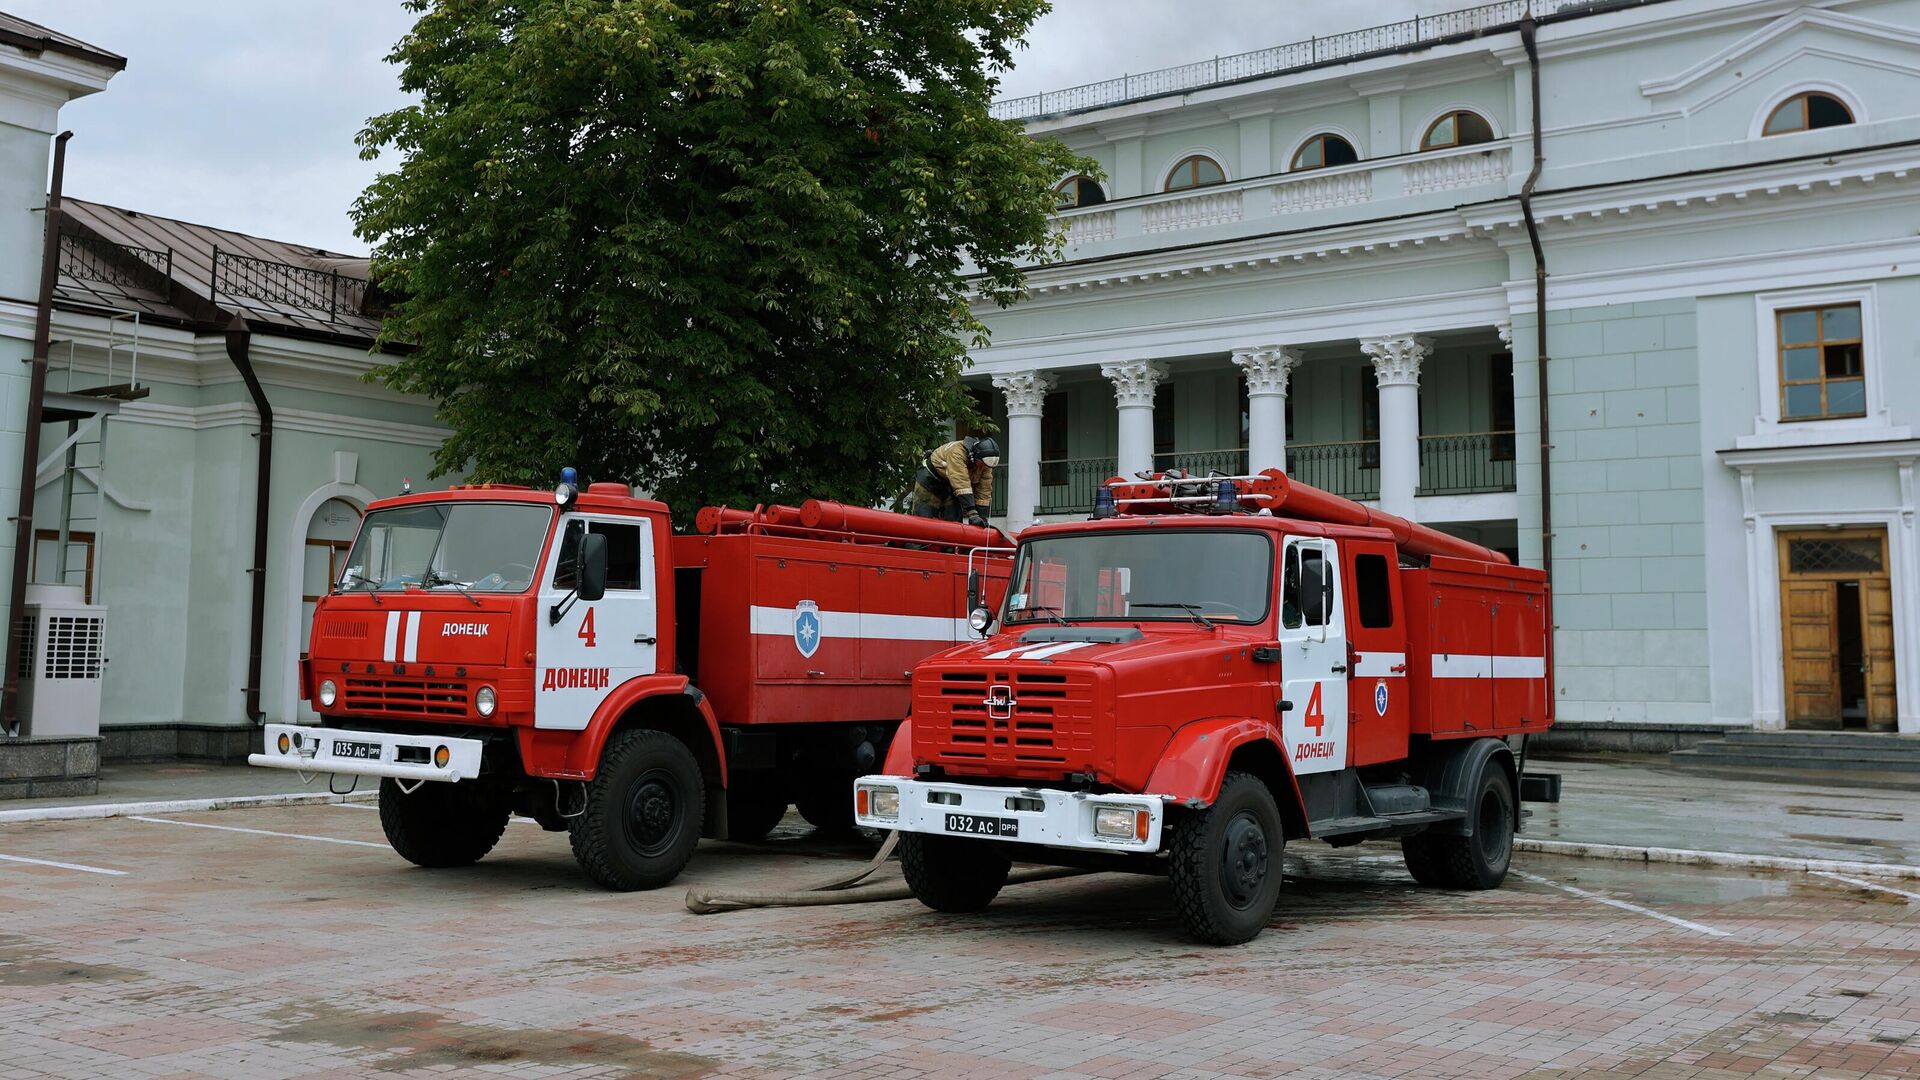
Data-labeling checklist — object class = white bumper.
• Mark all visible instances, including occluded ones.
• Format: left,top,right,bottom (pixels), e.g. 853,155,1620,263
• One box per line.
247,723,484,783
854,776,1167,853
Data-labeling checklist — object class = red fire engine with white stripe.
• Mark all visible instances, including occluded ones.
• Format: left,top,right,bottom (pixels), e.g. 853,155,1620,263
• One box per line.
854,468,1558,945
250,471,1007,890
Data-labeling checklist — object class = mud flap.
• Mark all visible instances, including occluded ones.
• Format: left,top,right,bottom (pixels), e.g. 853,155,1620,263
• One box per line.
1519,772,1562,803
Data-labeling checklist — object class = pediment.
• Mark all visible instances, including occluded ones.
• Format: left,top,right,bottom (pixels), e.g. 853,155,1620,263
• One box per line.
1640,6,1920,113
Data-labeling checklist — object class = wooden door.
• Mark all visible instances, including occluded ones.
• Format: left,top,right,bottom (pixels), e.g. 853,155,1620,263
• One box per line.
1865,578,1897,731
1778,528,1897,730
1782,580,1839,726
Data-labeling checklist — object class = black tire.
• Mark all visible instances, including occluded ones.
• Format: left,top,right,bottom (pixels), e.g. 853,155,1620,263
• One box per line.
725,787,789,842
377,778,511,869
899,832,1012,913
569,729,705,891
1400,766,1515,890
794,774,857,835
1167,771,1285,946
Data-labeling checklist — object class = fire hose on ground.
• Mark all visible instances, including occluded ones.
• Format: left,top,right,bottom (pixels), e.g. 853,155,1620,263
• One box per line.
684,831,1091,914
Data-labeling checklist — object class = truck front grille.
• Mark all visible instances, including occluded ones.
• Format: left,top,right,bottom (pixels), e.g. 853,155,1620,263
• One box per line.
342,676,469,718
917,668,1101,776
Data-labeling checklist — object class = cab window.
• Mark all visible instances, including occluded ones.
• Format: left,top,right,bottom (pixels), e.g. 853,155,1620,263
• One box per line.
552,519,646,591
1281,543,1330,628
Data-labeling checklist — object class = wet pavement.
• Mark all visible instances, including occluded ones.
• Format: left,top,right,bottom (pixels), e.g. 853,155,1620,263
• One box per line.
1,801,1916,1078
1529,756,1920,867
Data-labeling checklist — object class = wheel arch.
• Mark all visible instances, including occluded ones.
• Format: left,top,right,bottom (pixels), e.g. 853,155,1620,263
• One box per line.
1146,716,1307,841
1413,736,1515,838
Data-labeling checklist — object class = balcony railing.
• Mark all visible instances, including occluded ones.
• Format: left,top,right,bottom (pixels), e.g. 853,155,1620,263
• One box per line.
1287,441,1380,502
211,247,373,324
991,0,1635,121
1156,449,1250,477
1419,432,1516,495
58,231,171,298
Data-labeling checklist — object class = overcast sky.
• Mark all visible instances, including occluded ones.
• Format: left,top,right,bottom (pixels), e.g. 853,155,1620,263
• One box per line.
23,1,1463,255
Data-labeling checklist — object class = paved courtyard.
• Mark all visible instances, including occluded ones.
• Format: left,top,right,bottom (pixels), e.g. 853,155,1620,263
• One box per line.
1,801,1916,1079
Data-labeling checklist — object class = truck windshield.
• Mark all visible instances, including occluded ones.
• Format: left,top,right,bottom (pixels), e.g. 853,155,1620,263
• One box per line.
338,503,553,594
1004,530,1273,625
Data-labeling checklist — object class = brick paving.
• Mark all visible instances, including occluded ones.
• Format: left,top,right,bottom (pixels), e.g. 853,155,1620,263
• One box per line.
0,804,1915,1078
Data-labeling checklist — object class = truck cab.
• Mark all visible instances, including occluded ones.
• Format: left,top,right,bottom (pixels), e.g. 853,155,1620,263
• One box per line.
855,469,1553,945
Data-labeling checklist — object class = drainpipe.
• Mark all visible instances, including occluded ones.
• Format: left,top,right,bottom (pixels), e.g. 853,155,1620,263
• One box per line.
225,315,271,724
2,131,71,737
1518,19,1552,587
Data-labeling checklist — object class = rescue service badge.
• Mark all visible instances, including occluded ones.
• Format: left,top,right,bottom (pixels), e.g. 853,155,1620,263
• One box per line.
1374,680,1389,717
794,599,822,658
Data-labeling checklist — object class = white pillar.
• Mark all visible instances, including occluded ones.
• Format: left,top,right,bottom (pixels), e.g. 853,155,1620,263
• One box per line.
1101,359,1167,478
1361,335,1432,519
991,370,1054,534
1233,345,1301,474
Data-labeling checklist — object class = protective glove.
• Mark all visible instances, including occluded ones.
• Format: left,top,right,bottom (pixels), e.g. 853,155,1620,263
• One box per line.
965,510,988,528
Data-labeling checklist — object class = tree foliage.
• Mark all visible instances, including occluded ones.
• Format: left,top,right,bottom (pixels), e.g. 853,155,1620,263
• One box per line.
354,0,1089,513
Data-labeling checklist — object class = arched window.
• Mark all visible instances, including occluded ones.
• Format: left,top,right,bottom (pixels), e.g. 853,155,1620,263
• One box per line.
1054,175,1107,210
1420,110,1496,151
1764,92,1854,136
1291,133,1360,171
1165,155,1227,192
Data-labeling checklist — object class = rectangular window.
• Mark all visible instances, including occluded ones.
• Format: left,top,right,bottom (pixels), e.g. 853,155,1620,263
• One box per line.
1778,303,1865,420
1353,553,1394,628
1489,352,1515,461
1153,383,1176,458
1282,543,1330,628
553,519,646,591
1360,370,1380,469
1040,389,1069,487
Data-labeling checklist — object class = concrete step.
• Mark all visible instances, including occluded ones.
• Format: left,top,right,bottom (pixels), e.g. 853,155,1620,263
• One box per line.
1720,730,1917,752
1669,745,1920,774
1685,741,1920,764
1654,762,1920,793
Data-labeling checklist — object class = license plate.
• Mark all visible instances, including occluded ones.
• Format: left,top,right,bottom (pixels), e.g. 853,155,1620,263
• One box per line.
944,812,1018,838
331,739,382,761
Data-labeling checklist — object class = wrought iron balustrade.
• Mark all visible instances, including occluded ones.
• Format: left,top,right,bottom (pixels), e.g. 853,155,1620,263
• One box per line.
1286,440,1380,501
990,0,1627,121
1418,431,1517,495
58,232,171,297
211,247,371,323
1155,449,1250,478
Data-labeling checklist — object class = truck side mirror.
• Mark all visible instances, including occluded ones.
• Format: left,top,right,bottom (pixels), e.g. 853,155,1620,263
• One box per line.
577,532,609,602
1299,558,1326,625
966,569,981,612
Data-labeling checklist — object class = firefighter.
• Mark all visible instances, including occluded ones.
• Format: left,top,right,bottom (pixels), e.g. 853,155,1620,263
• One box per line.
911,435,999,526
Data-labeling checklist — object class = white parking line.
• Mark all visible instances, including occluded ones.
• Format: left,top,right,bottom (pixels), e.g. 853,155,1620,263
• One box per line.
0,852,127,876
1811,871,1920,902
127,815,387,848
1514,870,1731,938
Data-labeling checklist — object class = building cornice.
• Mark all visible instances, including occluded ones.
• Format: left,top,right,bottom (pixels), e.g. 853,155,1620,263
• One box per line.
117,401,449,448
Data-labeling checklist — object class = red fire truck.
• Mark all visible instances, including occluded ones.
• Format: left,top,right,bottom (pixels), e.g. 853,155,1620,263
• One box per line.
249,473,1007,890
854,468,1556,945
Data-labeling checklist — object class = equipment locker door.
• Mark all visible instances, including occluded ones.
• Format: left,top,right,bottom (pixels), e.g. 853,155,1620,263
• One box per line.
534,515,659,730
1276,537,1348,774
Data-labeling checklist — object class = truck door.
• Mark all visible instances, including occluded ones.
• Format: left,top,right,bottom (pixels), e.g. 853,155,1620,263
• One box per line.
535,514,659,731
1276,537,1348,775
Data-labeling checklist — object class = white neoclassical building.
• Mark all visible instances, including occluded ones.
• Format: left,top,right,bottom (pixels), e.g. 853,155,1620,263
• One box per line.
972,0,1920,744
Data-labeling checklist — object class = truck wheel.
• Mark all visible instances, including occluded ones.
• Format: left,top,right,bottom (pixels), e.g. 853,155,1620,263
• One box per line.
377,778,511,868
725,788,789,842
570,729,705,890
1400,766,1514,890
899,832,1011,913
794,775,856,836
1167,771,1284,946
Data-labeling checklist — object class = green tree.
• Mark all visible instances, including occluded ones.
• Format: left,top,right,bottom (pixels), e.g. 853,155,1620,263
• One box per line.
354,0,1090,514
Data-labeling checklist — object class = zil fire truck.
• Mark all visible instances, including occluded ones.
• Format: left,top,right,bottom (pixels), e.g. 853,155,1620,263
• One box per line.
249,472,1007,890
854,468,1556,945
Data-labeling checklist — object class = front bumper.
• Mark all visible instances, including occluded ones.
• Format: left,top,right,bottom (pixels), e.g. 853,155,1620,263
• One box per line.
247,723,483,783
853,776,1167,853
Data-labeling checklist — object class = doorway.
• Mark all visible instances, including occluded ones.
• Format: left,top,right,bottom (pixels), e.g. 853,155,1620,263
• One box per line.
1779,527,1897,731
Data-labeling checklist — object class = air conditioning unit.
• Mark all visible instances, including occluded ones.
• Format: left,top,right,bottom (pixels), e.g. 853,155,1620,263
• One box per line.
14,583,106,739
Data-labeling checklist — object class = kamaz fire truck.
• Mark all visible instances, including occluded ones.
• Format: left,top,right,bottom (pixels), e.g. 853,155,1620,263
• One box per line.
854,468,1556,945
249,473,1007,890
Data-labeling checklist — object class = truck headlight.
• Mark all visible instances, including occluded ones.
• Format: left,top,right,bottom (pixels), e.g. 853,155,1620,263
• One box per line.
858,784,899,821
318,680,337,708
968,607,994,633
475,685,497,717
1094,806,1146,841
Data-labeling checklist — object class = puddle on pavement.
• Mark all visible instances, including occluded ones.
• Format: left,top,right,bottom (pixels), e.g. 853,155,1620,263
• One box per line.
267,1001,715,1075
1785,804,1905,822
1788,832,1901,851
0,935,143,987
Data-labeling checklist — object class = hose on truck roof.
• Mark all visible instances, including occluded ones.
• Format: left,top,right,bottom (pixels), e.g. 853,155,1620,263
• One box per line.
684,831,1089,914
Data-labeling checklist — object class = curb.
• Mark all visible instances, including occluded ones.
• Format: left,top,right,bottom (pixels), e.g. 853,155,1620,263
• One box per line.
0,789,379,825
1518,837,1920,881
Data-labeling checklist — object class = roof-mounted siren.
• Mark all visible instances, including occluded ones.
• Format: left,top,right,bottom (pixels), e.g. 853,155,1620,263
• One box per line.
555,467,580,511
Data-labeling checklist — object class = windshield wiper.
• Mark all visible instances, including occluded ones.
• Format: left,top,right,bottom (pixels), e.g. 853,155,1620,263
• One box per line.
1130,602,1216,629
425,569,483,607
1012,604,1069,626
337,575,385,605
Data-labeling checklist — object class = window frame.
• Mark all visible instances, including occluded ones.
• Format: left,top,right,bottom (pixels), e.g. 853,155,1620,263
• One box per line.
1750,284,1890,444
1419,109,1497,152
1054,174,1108,210
1289,132,1360,172
1761,91,1855,137
1776,303,1865,422
1164,154,1228,192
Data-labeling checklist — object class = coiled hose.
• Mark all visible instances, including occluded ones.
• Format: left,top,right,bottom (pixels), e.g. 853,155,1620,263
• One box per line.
684,831,1090,914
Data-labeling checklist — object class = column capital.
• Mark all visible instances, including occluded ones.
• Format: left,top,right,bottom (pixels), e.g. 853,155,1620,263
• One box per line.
1361,335,1433,387
1100,359,1169,408
1496,321,1514,348
1232,345,1303,396
991,370,1056,417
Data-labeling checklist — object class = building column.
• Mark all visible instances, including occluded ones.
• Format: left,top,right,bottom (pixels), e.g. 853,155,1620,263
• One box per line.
1101,360,1167,478
991,370,1054,534
1361,335,1431,518
1233,345,1301,474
